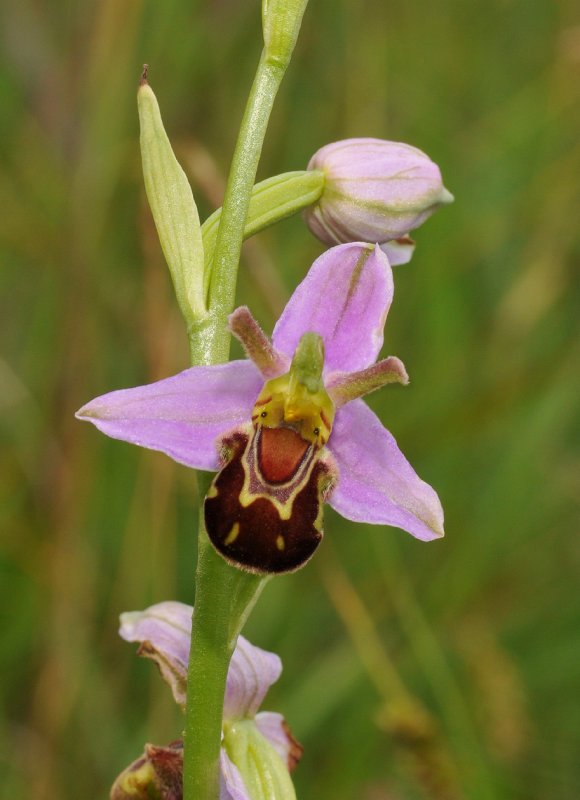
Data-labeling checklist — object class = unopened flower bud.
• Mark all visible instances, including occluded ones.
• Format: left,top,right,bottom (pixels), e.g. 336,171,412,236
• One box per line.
110,741,183,800
304,138,453,254
262,0,309,69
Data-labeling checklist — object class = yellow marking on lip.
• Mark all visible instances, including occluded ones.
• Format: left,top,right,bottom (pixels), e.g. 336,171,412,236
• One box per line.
224,522,240,545
276,535,285,551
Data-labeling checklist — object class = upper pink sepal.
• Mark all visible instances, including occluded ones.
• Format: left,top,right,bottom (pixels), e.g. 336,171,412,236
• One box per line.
272,243,393,373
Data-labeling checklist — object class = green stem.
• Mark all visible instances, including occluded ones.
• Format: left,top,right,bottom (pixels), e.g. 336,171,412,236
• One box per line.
184,475,267,800
190,170,323,364
200,52,288,364
183,24,303,800
183,53,290,800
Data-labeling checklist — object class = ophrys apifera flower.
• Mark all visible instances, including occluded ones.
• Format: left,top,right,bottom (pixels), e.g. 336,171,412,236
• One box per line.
77,243,444,573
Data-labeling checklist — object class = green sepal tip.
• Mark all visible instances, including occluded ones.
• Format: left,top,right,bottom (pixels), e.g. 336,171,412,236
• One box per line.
222,719,297,800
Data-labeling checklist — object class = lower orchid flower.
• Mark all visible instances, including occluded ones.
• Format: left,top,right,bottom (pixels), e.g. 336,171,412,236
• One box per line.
77,242,444,574
110,601,302,800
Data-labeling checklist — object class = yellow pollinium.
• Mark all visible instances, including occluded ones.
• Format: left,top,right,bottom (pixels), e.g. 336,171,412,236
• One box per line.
252,332,335,446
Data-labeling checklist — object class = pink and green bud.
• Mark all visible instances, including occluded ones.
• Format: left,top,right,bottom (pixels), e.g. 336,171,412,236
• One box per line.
304,138,453,255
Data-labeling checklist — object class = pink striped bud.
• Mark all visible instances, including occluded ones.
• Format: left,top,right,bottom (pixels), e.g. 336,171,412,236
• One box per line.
304,138,453,255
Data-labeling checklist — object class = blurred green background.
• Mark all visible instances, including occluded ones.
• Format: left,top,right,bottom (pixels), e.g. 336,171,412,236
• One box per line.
1,0,579,798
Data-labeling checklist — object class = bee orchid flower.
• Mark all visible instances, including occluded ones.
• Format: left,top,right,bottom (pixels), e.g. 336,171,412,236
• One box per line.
77,243,444,573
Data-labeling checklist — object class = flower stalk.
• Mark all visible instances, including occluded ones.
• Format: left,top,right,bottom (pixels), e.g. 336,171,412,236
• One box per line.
204,54,287,365
184,4,310,798
184,487,268,800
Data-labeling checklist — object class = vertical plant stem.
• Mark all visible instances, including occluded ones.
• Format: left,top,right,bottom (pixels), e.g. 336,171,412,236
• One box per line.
197,52,287,365
183,55,288,800
184,483,266,800
183,25,299,800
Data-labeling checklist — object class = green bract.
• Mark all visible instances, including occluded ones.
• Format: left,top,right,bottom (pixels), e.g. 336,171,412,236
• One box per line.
201,170,324,298
138,73,207,327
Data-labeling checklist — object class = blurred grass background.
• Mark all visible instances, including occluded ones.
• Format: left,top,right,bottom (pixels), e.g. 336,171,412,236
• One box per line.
1,0,579,797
